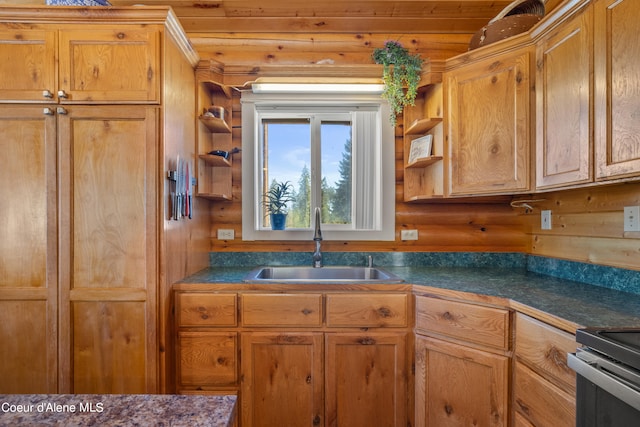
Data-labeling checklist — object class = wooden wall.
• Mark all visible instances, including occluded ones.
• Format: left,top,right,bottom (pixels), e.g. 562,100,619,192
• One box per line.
522,183,640,271
209,94,529,254
210,94,640,273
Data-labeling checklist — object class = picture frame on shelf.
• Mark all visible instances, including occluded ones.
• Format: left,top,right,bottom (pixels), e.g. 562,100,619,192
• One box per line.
408,134,433,164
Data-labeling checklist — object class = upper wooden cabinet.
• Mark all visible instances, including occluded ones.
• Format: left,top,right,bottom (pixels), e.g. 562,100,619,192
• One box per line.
0,24,160,103
534,0,640,190
446,46,533,196
535,4,593,189
594,0,640,181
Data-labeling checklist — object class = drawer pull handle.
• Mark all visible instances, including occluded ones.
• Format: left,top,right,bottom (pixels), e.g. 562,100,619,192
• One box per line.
197,307,209,320
301,308,313,316
444,404,454,415
358,337,376,345
306,375,312,384
377,306,392,318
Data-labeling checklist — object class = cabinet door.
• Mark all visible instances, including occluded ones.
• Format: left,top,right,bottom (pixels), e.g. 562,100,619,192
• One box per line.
594,0,640,180
447,48,532,195
242,332,324,427
177,331,237,389
0,28,57,102
58,106,158,393
513,361,575,427
0,105,57,393
536,5,593,189
326,332,407,427
58,27,160,103
415,335,508,427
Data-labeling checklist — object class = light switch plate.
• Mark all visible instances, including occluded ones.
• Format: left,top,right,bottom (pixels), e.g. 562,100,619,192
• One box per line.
401,229,418,240
217,229,235,240
541,210,552,230
624,206,640,232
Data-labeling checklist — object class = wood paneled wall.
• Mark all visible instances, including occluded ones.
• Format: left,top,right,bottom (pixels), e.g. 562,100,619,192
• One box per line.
210,95,640,273
521,183,640,271
210,94,528,254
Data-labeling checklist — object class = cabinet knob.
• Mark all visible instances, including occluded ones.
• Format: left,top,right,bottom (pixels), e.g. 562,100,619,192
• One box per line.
57,90,68,99
43,107,55,116
42,90,54,99
312,415,321,426
56,107,68,115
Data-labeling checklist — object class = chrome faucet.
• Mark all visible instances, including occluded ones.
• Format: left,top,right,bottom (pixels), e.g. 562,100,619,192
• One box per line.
312,207,323,268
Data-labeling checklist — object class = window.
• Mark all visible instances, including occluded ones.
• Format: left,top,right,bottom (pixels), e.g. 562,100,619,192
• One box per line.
241,91,395,241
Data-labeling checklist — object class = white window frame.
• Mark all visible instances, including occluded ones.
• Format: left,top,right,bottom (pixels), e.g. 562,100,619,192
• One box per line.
241,91,395,241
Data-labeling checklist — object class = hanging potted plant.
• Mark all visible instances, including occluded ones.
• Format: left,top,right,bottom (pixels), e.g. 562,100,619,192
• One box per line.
263,180,295,230
372,40,424,126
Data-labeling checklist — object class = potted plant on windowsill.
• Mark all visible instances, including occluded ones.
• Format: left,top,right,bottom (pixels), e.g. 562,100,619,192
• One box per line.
372,40,423,126
263,180,295,230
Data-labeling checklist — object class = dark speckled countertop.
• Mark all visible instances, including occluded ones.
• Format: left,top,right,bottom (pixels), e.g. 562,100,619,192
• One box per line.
178,265,640,329
0,394,237,427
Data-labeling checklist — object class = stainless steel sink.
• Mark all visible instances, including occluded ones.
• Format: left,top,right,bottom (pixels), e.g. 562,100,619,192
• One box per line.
243,266,404,283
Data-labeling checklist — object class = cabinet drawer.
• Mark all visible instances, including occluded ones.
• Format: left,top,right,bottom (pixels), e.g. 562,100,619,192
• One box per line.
326,293,407,327
176,293,237,327
515,313,576,390
514,361,575,427
242,293,323,327
416,296,509,350
178,331,237,387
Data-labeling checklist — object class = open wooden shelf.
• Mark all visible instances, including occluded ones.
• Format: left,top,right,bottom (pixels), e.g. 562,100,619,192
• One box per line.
406,156,443,169
199,153,232,167
198,115,231,133
196,192,232,201
405,117,442,135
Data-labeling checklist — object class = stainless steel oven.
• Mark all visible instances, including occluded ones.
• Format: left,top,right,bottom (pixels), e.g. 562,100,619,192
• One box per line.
568,328,640,426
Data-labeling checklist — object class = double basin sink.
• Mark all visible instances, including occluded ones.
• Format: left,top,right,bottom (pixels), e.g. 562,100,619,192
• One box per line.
243,266,404,284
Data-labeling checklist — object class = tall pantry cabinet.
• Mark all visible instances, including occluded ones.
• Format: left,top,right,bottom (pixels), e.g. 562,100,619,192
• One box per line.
0,6,200,393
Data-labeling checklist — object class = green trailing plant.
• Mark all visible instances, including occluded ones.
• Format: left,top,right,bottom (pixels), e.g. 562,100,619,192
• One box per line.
372,40,423,126
263,180,295,215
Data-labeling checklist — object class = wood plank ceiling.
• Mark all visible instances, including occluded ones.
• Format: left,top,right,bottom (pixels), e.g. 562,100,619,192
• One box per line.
106,0,559,68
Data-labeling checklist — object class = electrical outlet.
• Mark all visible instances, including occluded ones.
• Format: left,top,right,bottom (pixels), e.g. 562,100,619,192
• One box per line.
624,206,640,232
541,210,552,230
401,229,418,240
217,229,235,240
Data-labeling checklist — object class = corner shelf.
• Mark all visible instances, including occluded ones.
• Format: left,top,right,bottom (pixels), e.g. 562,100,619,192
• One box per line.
198,115,231,133
406,156,443,169
197,192,232,201
195,66,234,201
402,60,446,202
198,153,232,167
405,118,442,135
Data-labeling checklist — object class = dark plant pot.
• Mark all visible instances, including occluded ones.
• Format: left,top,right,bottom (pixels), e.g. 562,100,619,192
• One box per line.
270,213,287,230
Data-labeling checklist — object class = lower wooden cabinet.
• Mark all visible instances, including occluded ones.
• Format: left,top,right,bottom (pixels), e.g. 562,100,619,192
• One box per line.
175,290,410,427
513,361,575,427
241,332,324,427
415,335,509,427
325,332,407,427
513,313,576,427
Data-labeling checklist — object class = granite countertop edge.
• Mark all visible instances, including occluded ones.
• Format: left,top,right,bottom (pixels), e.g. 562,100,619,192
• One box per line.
0,394,237,427
177,266,640,330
